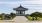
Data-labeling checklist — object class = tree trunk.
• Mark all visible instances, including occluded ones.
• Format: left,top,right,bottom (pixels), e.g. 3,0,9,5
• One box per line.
35,17,37,20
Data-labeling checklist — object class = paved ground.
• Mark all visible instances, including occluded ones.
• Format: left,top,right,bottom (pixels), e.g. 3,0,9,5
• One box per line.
0,16,42,23
13,16,28,23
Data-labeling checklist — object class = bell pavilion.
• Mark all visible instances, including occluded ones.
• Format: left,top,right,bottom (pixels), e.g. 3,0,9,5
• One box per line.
13,5,28,16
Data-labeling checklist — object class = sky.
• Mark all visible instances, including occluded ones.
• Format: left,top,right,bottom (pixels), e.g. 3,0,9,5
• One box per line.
0,0,42,14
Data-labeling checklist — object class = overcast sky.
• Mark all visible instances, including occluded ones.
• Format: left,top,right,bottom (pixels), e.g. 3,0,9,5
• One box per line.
0,0,42,14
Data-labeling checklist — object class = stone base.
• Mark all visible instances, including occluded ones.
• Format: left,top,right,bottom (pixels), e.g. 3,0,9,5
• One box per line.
0,16,42,23
16,14,25,16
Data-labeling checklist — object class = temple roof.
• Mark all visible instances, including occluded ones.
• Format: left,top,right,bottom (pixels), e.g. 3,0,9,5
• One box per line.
13,5,28,11
18,4,24,8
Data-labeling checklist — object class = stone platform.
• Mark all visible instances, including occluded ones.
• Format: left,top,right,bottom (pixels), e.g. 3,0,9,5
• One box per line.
0,16,42,23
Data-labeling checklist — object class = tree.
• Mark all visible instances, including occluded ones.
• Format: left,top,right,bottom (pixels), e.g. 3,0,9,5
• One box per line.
10,12,16,19
30,12,42,20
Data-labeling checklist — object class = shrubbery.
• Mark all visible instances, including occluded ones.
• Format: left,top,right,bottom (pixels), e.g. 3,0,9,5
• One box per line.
25,12,42,21
0,13,16,20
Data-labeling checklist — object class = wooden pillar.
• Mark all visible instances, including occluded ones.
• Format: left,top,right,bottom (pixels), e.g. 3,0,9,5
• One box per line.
16,11,17,15
16,11,20,15
16,11,18,15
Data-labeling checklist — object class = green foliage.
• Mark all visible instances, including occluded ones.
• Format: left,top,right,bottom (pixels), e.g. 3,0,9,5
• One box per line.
10,12,16,19
0,13,16,20
30,12,42,20
37,17,42,21
27,16,32,20
25,12,42,21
